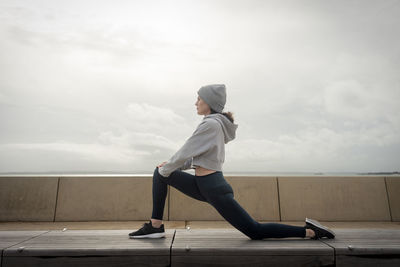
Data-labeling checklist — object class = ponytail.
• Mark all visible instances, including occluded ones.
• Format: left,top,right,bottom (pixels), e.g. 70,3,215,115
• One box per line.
210,109,235,123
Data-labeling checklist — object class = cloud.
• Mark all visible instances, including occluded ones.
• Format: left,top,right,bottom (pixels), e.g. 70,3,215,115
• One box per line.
324,79,378,120
0,102,199,172
226,122,399,172
0,0,399,173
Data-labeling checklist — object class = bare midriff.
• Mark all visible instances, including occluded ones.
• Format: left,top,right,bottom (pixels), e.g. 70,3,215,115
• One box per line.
195,165,217,176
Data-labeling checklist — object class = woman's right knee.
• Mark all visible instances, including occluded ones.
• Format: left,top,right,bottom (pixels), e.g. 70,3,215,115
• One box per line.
153,167,166,181
154,167,165,177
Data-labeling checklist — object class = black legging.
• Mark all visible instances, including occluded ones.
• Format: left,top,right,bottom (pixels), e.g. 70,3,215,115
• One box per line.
152,167,306,240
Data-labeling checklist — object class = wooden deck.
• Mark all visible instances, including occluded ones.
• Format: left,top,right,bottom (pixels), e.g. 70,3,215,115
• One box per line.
1,228,400,266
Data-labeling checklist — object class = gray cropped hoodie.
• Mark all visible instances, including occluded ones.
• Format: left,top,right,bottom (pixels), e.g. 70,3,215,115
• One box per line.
158,113,238,177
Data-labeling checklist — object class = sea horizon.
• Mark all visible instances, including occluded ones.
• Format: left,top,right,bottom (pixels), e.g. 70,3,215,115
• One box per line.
0,170,399,176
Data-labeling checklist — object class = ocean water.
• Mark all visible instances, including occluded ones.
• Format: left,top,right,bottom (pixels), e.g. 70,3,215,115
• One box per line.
0,170,398,177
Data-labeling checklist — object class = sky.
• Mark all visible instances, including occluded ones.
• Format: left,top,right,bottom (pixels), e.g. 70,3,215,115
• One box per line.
0,0,399,174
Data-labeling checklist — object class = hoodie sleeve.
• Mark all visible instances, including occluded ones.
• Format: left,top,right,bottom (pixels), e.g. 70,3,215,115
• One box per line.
158,120,218,177
178,157,193,171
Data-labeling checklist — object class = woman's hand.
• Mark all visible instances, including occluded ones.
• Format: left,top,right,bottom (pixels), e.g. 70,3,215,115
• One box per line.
157,161,167,168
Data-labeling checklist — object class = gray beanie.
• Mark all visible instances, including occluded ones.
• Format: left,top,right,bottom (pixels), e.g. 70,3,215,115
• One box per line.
197,84,226,113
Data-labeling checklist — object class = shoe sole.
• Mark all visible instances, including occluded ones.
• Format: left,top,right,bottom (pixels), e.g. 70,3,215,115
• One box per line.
305,217,335,239
129,232,166,239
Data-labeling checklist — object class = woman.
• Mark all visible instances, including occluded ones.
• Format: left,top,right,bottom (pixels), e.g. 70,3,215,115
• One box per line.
129,84,335,240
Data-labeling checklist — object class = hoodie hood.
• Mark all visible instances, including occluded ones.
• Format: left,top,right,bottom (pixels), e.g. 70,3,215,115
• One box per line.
204,113,238,144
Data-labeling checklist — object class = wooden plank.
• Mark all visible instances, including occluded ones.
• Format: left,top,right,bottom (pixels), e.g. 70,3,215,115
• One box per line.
3,229,174,267
3,255,169,267
171,229,334,266
4,229,175,257
172,255,333,267
3,228,398,267
322,229,400,255
322,229,400,267
335,255,400,267
0,231,48,250
0,231,48,267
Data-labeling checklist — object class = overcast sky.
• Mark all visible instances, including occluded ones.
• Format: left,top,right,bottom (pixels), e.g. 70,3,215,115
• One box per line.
0,0,399,174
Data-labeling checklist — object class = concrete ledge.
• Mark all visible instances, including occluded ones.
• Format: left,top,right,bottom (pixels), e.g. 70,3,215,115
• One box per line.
169,176,279,221
55,176,166,221
386,177,400,221
279,176,392,221
0,177,58,221
1,175,399,222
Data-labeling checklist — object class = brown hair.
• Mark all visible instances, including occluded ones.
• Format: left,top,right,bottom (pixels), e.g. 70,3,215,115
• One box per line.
210,108,235,123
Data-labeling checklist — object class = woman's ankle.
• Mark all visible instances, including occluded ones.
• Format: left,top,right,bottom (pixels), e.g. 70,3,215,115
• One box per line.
306,229,315,238
150,218,163,228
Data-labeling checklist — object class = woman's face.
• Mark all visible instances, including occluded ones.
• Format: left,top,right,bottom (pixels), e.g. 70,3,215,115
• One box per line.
195,95,211,116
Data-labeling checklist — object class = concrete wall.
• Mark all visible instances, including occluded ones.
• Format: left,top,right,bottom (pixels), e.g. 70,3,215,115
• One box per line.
169,176,279,221
1,175,399,222
55,176,164,221
386,177,400,221
0,177,58,221
278,176,391,221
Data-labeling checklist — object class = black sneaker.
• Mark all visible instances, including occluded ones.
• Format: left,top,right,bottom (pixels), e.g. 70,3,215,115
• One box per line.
129,221,166,239
304,217,335,239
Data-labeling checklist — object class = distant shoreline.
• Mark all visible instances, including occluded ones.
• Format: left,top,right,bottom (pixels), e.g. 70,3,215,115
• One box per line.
0,171,399,176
